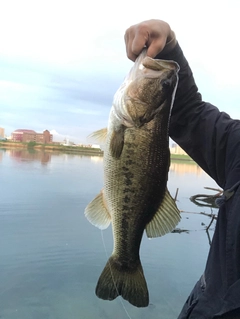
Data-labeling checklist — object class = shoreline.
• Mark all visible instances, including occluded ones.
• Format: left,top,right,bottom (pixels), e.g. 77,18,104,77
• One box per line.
0,142,195,162
0,142,104,156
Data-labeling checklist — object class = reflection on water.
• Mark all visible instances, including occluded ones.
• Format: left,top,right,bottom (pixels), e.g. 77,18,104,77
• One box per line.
1,149,201,174
0,148,219,319
170,161,203,175
1,149,104,166
90,156,103,163
8,148,51,164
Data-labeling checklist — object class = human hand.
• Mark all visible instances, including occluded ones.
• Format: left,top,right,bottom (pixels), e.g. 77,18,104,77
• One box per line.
124,19,175,61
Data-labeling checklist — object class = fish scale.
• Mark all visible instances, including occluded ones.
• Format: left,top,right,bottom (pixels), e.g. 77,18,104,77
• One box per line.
85,50,181,307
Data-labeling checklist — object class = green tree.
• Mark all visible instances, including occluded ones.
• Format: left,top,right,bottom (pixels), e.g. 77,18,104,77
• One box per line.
27,141,36,148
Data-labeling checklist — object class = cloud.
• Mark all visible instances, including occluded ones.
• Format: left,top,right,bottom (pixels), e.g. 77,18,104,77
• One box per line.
68,108,102,116
50,129,59,135
49,129,76,143
0,0,240,141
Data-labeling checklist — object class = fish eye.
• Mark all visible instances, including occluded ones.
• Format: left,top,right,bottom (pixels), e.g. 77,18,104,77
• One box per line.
162,79,172,89
161,81,172,96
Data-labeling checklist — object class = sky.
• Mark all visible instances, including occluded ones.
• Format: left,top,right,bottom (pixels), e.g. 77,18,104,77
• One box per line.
1,0,240,143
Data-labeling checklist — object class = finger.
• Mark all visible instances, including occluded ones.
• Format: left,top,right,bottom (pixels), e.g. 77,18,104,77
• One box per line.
124,31,137,61
126,50,138,62
125,26,149,61
146,37,167,58
131,29,148,56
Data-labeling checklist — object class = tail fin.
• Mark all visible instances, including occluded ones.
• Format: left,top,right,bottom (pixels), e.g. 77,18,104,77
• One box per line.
95,256,149,307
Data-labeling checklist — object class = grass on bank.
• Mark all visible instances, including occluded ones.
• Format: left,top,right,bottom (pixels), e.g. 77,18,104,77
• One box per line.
170,153,194,162
0,140,103,153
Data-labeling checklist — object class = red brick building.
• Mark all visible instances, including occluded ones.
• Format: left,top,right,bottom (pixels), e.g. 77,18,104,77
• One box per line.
0,127,5,138
11,129,53,144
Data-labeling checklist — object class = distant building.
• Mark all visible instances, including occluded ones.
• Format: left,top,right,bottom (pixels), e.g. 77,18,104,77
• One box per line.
12,129,36,142
91,144,101,149
0,127,5,138
11,129,53,144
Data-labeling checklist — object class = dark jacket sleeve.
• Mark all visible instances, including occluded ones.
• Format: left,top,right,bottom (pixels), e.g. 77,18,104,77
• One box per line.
156,43,240,189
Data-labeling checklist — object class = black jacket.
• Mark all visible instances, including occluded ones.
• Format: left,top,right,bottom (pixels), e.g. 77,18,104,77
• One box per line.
157,44,240,318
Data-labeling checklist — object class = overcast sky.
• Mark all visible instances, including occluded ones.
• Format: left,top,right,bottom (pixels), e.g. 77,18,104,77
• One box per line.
1,0,240,143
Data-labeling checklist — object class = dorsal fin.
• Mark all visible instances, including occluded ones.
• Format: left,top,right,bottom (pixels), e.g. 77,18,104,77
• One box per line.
88,128,108,143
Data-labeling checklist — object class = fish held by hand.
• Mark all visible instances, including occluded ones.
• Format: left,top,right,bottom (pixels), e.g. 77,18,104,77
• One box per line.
85,49,180,307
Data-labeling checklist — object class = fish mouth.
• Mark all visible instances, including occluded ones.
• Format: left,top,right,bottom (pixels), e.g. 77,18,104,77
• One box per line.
128,49,179,83
142,56,179,72
112,52,179,129
140,57,179,83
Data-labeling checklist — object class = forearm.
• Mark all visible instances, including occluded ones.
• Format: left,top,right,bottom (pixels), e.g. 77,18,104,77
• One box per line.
124,20,240,188
156,40,238,188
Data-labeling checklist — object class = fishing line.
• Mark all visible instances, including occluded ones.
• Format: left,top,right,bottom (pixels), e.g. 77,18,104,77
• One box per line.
100,230,133,319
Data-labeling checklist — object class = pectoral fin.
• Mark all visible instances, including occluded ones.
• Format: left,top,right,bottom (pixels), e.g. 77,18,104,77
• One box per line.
84,190,111,229
110,125,125,159
145,189,181,238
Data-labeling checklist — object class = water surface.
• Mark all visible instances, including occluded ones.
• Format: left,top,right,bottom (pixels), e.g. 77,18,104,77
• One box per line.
0,149,219,319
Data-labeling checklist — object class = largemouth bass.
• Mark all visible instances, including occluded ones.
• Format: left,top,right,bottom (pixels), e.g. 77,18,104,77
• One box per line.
85,50,180,307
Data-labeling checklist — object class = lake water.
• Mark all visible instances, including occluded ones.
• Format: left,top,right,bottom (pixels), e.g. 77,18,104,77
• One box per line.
0,148,219,319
